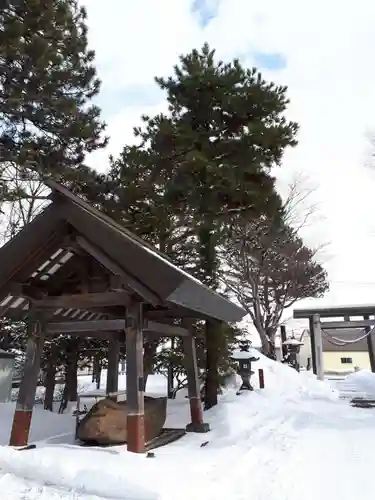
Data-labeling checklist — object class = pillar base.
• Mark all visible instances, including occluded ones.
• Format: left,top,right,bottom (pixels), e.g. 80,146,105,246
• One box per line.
9,409,33,447
126,413,145,453
186,422,210,433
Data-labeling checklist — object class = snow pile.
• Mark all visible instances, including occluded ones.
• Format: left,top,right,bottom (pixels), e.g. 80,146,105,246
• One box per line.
248,349,338,401
0,359,345,499
0,446,159,500
345,369,375,397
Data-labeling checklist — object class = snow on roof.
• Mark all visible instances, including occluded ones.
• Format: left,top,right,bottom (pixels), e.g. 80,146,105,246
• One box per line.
231,347,260,359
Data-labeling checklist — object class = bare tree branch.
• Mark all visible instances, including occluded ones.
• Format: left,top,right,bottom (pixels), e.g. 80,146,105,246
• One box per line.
0,162,49,243
220,187,329,358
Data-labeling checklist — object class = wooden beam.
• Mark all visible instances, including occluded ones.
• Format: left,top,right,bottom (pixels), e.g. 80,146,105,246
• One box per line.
51,329,112,340
46,318,189,336
320,320,375,329
144,320,188,337
144,305,207,321
126,303,145,453
32,291,130,310
47,319,126,334
294,305,375,319
75,236,162,306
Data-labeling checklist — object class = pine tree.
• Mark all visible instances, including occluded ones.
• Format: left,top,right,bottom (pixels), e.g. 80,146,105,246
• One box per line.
108,143,199,271
0,0,107,178
0,1,108,397
127,45,298,408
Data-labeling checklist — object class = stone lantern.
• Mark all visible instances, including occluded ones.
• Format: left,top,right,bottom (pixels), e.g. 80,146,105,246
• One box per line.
231,340,260,394
282,336,303,372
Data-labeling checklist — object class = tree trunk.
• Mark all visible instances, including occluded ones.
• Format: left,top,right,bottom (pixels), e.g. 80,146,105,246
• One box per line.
66,348,78,403
143,339,158,391
91,355,96,382
43,346,58,411
59,339,79,414
0,329,10,350
92,353,101,388
261,335,276,360
204,319,220,410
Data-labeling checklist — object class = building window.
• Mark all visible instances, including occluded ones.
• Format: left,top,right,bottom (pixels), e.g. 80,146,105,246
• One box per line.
341,357,353,364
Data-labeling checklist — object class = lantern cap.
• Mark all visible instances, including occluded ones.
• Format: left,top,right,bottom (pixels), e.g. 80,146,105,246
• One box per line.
231,347,259,360
282,337,303,346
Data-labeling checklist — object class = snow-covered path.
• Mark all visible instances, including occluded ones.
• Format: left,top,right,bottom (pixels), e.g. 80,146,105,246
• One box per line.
0,472,113,500
1,365,374,499
249,399,374,500
201,394,375,500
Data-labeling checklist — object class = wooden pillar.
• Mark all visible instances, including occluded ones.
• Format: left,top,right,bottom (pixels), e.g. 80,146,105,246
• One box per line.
9,311,45,447
309,316,317,375
312,314,324,380
126,303,145,453
280,325,288,360
258,368,265,389
43,343,58,411
167,337,175,399
363,315,375,372
182,320,210,433
106,334,120,396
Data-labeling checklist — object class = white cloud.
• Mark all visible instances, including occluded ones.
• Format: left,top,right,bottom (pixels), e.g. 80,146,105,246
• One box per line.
81,0,375,331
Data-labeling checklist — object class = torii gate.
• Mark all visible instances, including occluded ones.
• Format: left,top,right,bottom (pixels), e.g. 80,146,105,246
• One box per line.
293,304,375,380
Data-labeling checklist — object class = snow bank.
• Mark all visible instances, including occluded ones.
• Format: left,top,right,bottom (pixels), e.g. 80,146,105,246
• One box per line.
0,446,159,500
0,361,341,499
248,349,339,401
345,370,375,397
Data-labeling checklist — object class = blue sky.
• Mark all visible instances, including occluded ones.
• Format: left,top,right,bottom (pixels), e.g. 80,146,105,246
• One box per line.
254,52,286,71
191,0,220,27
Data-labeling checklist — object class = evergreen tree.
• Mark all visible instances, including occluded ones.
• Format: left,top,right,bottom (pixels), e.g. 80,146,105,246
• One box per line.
0,0,107,194
108,143,199,270
0,0,108,398
121,44,298,408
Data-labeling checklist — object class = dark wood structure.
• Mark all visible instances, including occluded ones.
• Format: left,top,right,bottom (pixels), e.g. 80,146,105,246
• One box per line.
0,180,245,453
294,304,375,378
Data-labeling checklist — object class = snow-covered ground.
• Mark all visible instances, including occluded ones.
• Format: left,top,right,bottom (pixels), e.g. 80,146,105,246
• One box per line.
0,355,374,500
329,369,375,399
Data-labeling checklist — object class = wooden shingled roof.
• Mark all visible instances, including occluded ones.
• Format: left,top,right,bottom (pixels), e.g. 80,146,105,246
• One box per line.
0,179,245,324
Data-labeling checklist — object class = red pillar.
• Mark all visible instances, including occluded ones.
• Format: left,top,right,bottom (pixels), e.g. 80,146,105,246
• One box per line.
258,368,265,389
10,313,45,447
126,304,145,453
182,323,210,433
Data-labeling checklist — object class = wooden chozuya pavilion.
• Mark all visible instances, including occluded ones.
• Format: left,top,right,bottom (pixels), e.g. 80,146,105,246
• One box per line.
0,179,245,453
